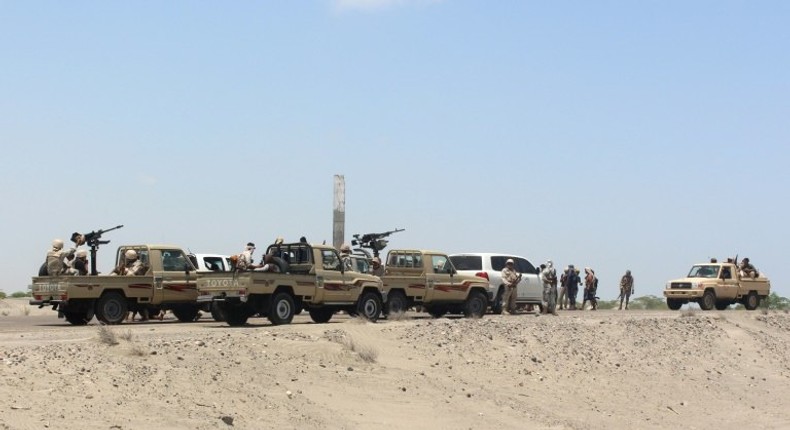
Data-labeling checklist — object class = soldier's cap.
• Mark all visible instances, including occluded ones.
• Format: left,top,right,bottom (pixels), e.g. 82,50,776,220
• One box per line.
506,258,514,265
70,232,82,241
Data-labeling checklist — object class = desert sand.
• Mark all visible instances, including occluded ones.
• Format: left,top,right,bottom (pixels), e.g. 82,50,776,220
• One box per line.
1,297,789,430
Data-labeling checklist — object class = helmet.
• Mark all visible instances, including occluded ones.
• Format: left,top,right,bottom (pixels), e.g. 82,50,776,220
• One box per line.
76,249,88,258
505,258,514,265
124,249,138,260
340,243,351,253
52,239,64,250
626,270,631,275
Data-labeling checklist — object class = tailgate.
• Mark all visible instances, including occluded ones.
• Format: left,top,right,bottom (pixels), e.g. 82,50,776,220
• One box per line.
30,277,68,303
197,273,249,302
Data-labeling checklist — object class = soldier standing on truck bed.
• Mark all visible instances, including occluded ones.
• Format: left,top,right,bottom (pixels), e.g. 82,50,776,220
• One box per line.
232,242,256,271
369,257,384,277
67,249,89,275
45,239,74,276
339,243,353,271
619,270,634,310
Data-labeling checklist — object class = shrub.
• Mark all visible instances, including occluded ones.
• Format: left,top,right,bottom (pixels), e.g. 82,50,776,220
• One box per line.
97,325,119,346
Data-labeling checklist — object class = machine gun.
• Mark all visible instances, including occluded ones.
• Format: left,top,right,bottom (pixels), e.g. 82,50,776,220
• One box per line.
351,228,405,258
72,225,124,275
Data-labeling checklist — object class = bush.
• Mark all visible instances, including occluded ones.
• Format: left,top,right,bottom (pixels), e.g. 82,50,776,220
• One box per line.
761,292,790,310
0,291,6,299
10,291,31,298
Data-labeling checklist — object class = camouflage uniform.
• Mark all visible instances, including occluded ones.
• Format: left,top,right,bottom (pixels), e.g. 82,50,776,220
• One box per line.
619,271,634,310
500,261,520,314
540,261,558,314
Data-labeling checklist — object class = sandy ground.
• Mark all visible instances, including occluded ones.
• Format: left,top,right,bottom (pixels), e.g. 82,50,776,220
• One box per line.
1,297,789,430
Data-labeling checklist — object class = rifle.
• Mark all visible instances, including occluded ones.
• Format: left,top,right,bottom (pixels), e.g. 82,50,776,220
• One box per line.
351,228,405,257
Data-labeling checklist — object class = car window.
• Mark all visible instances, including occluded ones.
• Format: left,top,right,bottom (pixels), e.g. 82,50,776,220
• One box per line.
162,250,188,272
431,255,451,274
515,258,537,275
203,256,225,271
491,256,510,271
449,255,482,271
321,250,341,271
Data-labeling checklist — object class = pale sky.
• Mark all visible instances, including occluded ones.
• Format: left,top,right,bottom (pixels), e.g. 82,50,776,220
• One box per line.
1,1,788,299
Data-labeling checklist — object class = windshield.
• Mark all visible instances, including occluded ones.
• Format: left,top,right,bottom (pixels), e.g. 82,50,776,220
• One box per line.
688,265,719,278
449,255,482,271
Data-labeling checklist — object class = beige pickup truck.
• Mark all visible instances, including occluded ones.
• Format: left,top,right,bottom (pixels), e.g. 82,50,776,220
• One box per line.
381,249,490,318
196,242,385,326
663,262,771,310
30,245,204,325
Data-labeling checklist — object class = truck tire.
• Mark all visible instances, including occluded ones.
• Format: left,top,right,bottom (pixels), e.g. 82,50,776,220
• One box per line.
308,307,334,323
173,305,200,322
464,291,488,318
96,292,128,325
699,289,716,311
491,288,504,314
666,298,682,310
715,301,730,311
224,304,250,326
744,292,760,310
357,291,382,322
385,291,408,316
210,302,226,322
267,292,295,325
64,310,92,325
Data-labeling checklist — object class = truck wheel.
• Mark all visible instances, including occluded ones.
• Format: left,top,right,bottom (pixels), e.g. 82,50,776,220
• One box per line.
744,292,760,310
173,305,200,322
491,289,504,314
308,307,334,323
714,301,730,311
224,305,250,326
357,291,382,322
426,306,447,318
210,302,226,322
666,298,682,310
64,310,92,325
385,291,408,316
267,292,295,325
96,292,128,324
464,292,488,318
699,289,716,311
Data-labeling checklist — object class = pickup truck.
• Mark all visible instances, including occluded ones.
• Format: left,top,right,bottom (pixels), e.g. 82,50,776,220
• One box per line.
663,262,771,310
30,245,204,325
381,249,490,318
196,242,385,326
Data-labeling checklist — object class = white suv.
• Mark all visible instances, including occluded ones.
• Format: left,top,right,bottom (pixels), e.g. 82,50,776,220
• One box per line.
448,253,543,313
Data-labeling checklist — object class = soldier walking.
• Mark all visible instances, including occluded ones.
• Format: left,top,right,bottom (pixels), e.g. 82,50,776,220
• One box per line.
500,258,521,315
541,260,558,315
619,270,634,310
558,267,569,310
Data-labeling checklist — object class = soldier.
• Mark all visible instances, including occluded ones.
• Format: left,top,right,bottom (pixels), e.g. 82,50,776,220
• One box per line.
67,249,89,275
234,242,256,271
369,257,384,277
111,249,146,276
500,258,521,315
45,239,74,276
558,267,569,310
541,260,558,315
619,270,634,310
581,267,598,310
563,265,580,310
739,258,758,278
339,243,353,271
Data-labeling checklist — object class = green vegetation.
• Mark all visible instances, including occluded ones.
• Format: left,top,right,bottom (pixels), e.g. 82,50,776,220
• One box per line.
0,291,6,299
9,291,32,298
761,292,790,310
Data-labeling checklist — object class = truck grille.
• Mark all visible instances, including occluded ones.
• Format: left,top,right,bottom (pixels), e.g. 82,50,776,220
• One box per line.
671,282,691,289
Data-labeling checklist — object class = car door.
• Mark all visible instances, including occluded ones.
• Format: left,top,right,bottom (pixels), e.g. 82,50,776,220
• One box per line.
316,248,354,303
425,254,456,302
156,249,197,303
718,266,738,299
514,257,542,301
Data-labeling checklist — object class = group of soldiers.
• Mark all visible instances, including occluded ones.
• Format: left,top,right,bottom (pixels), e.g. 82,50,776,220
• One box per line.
500,260,636,314
43,236,146,277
